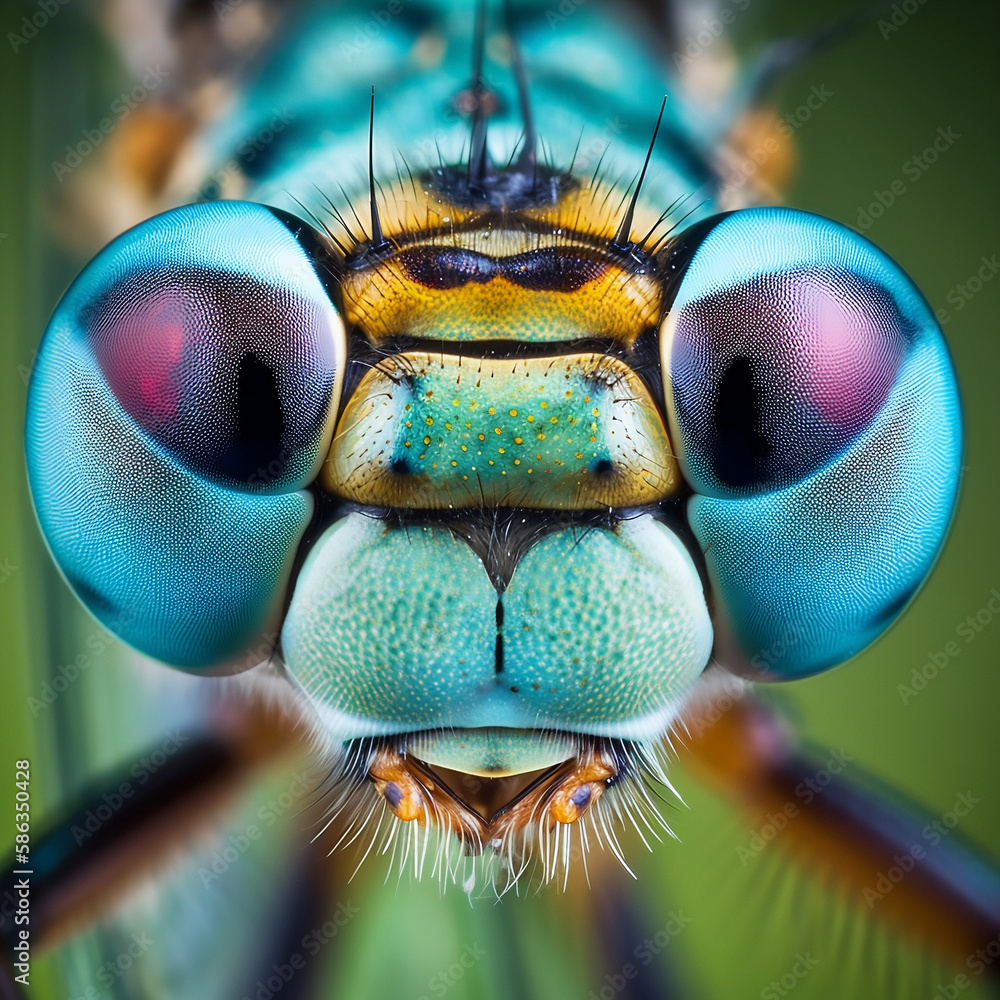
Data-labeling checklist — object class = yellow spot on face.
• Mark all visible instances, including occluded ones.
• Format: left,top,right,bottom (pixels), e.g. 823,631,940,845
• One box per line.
526,415,534,423
537,433,546,441
590,436,597,443
514,458,521,465
583,396,591,403
425,417,434,426
404,441,411,448
488,407,496,415
452,398,460,407
445,422,453,430
527,468,533,474
509,409,518,417
451,460,458,466
513,437,523,445
405,420,412,428
592,408,600,417
488,460,494,466
540,401,549,409
478,433,486,442
565,390,573,397
498,447,505,454
550,416,558,424
423,435,432,445
461,444,468,452
465,421,472,428
494,427,502,435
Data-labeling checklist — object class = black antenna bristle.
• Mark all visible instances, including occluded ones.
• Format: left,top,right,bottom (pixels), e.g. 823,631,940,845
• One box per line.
368,86,390,253
611,95,667,252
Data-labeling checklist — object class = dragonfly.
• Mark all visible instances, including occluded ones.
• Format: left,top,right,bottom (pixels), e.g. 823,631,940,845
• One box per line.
6,1,999,998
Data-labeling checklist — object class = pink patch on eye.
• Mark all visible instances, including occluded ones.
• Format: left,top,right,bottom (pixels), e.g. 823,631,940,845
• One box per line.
92,287,204,428
795,278,901,433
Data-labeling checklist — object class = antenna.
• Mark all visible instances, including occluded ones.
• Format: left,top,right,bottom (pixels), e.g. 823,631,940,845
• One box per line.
468,0,490,190
504,0,536,185
611,95,667,252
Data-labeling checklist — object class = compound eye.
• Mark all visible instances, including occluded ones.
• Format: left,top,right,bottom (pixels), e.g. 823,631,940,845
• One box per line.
661,208,915,497
85,201,344,492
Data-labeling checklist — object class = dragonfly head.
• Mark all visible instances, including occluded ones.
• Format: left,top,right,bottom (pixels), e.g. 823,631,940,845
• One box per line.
26,174,960,882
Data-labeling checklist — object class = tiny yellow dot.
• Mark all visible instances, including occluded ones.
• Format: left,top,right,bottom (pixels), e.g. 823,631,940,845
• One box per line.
451,460,458,466
565,390,573,397
592,408,600,417
488,407,496,416
478,433,486,441
514,436,523,445
550,416,558,424
509,409,518,417
526,415,535,423
537,433,546,440
583,396,591,403
463,475,469,480
404,441,412,448
461,444,468,452
452,398,460,407
540,401,549,409
488,460,494,466
498,447,506,454
425,416,434,426
423,435,431,445
494,427,502,435
514,458,521,465
405,420,412,428
445,422,453,430
590,435,597,443
527,468,533,473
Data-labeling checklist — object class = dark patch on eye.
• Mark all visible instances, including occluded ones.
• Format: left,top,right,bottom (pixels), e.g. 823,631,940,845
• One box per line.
389,456,412,476
713,357,771,489
591,458,615,476
215,354,286,481
495,600,504,674
397,246,610,293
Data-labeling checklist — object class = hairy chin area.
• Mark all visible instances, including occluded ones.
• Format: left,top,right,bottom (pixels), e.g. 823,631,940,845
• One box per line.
311,732,683,896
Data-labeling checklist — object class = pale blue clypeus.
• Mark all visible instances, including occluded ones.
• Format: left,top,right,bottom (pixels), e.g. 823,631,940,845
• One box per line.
26,0,961,757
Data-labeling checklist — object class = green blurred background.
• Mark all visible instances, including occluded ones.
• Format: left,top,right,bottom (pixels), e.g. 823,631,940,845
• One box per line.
1,1,998,998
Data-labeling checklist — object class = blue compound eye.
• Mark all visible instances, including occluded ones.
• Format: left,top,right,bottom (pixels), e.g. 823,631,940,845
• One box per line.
660,208,961,679
79,201,344,493
26,202,344,671
661,209,916,498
